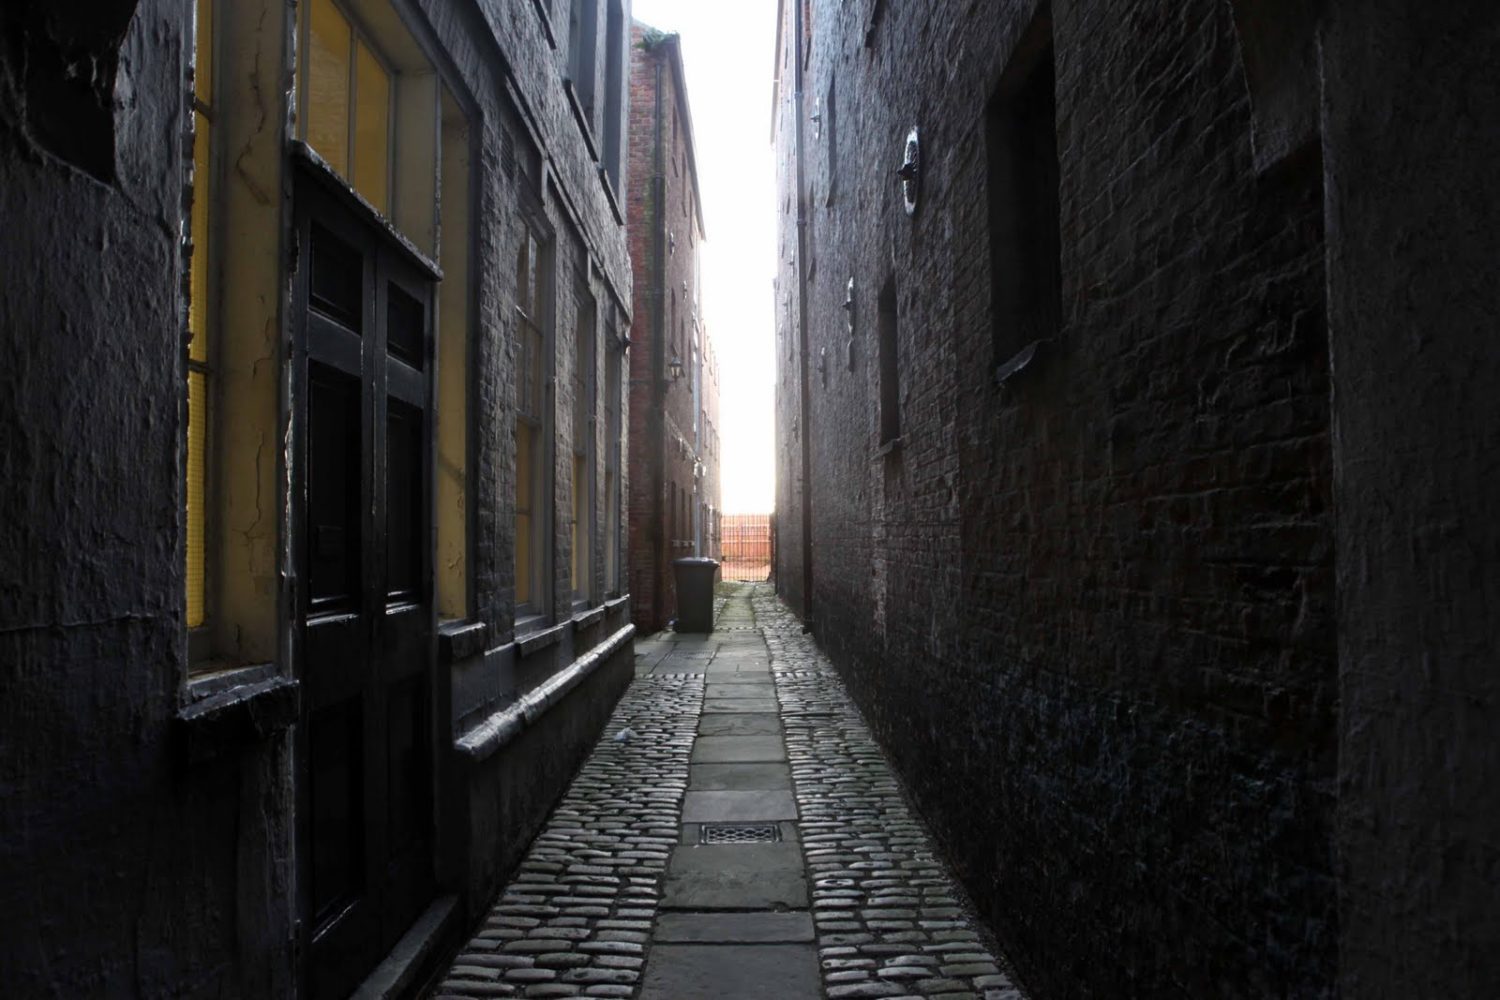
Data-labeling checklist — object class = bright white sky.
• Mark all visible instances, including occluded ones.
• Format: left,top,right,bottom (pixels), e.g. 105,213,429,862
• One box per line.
632,0,778,514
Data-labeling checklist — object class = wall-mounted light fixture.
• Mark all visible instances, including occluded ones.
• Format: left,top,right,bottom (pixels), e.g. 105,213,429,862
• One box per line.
898,126,921,216
668,354,685,380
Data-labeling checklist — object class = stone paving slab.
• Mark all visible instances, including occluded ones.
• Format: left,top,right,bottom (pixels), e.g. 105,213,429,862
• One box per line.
654,911,816,944
690,734,785,763
681,789,798,822
639,944,821,999
704,680,774,692
702,696,779,713
697,713,783,736
705,663,771,675
660,844,809,909
688,763,791,790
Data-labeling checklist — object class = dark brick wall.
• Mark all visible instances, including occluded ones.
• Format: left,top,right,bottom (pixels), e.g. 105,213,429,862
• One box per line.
1321,1,1500,994
626,23,711,633
776,0,1338,995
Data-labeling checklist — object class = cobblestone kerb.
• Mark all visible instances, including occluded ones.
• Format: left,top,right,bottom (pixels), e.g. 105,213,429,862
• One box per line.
755,587,1025,1000
433,675,704,998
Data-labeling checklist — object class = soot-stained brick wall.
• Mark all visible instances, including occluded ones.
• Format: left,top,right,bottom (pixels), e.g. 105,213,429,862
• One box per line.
776,0,1339,995
0,2,297,994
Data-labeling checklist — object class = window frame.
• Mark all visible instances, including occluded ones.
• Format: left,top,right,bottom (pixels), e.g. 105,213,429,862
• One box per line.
603,323,623,598
296,0,399,217
514,212,556,629
570,285,597,607
565,0,600,136
185,0,220,665
436,85,478,623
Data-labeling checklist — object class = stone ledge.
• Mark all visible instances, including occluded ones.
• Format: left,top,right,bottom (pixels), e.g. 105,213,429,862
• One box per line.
573,606,606,631
456,623,636,764
351,894,459,1000
516,620,567,657
178,673,299,763
439,619,488,664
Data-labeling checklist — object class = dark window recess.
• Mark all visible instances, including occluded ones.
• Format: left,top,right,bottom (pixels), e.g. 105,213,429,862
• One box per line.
878,278,900,445
602,0,626,189
986,10,1060,376
311,224,364,332
386,282,425,368
567,0,598,125
385,402,422,602
310,699,365,923
7,4,138,182
309,366,361,611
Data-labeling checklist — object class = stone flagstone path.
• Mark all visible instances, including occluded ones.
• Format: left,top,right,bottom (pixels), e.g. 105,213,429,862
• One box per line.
431,584,1024,999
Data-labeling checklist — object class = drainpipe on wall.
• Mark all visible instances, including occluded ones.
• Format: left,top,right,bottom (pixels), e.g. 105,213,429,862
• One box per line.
792,0,815,625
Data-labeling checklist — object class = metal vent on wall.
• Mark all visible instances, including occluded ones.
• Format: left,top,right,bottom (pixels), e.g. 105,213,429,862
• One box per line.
700,823,781,845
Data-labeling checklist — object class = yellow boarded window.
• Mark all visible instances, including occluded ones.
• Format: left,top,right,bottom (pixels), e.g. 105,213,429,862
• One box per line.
304,0,351,175
186,0,215,629
299,0,395,213
353,41,391,213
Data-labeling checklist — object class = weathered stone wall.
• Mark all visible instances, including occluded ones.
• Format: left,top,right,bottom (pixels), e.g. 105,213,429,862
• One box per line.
0,2,297,994
776,0,1338,995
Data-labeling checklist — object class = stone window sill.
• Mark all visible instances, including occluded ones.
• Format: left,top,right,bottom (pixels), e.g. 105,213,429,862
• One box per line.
179,665,298,763
572,605,605,631
562,80,600,162
516,619,567,657
438,619,488,664
599,166,624,225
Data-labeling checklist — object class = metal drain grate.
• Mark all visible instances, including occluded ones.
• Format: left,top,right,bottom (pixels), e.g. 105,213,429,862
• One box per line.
700,823,781,845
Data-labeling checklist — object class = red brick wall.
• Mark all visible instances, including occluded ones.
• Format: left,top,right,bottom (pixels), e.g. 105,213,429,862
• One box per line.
626,24,712,632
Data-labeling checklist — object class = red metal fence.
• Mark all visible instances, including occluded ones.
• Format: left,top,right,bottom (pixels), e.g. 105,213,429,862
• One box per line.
720,514,772,582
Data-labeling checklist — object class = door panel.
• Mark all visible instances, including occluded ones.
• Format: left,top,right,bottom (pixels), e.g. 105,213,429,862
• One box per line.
294,171,437,1000
308,366,361,613
385,400,423,604
309,698,365,921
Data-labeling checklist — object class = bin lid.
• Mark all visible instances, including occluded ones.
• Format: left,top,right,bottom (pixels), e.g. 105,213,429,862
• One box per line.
673,557,720,567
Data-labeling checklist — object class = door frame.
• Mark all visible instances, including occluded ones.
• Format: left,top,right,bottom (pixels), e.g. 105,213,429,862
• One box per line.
287,147,444,999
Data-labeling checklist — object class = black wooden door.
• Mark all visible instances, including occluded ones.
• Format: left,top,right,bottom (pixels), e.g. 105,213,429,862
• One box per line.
293,172,436,1000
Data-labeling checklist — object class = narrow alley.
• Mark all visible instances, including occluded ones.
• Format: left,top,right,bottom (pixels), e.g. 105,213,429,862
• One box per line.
431,585,1019,1000
3,0,1498,997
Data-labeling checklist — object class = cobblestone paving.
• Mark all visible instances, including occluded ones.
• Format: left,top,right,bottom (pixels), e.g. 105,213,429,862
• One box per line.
434,584,1023,998
753,586,1026,1000
431,675,704,998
